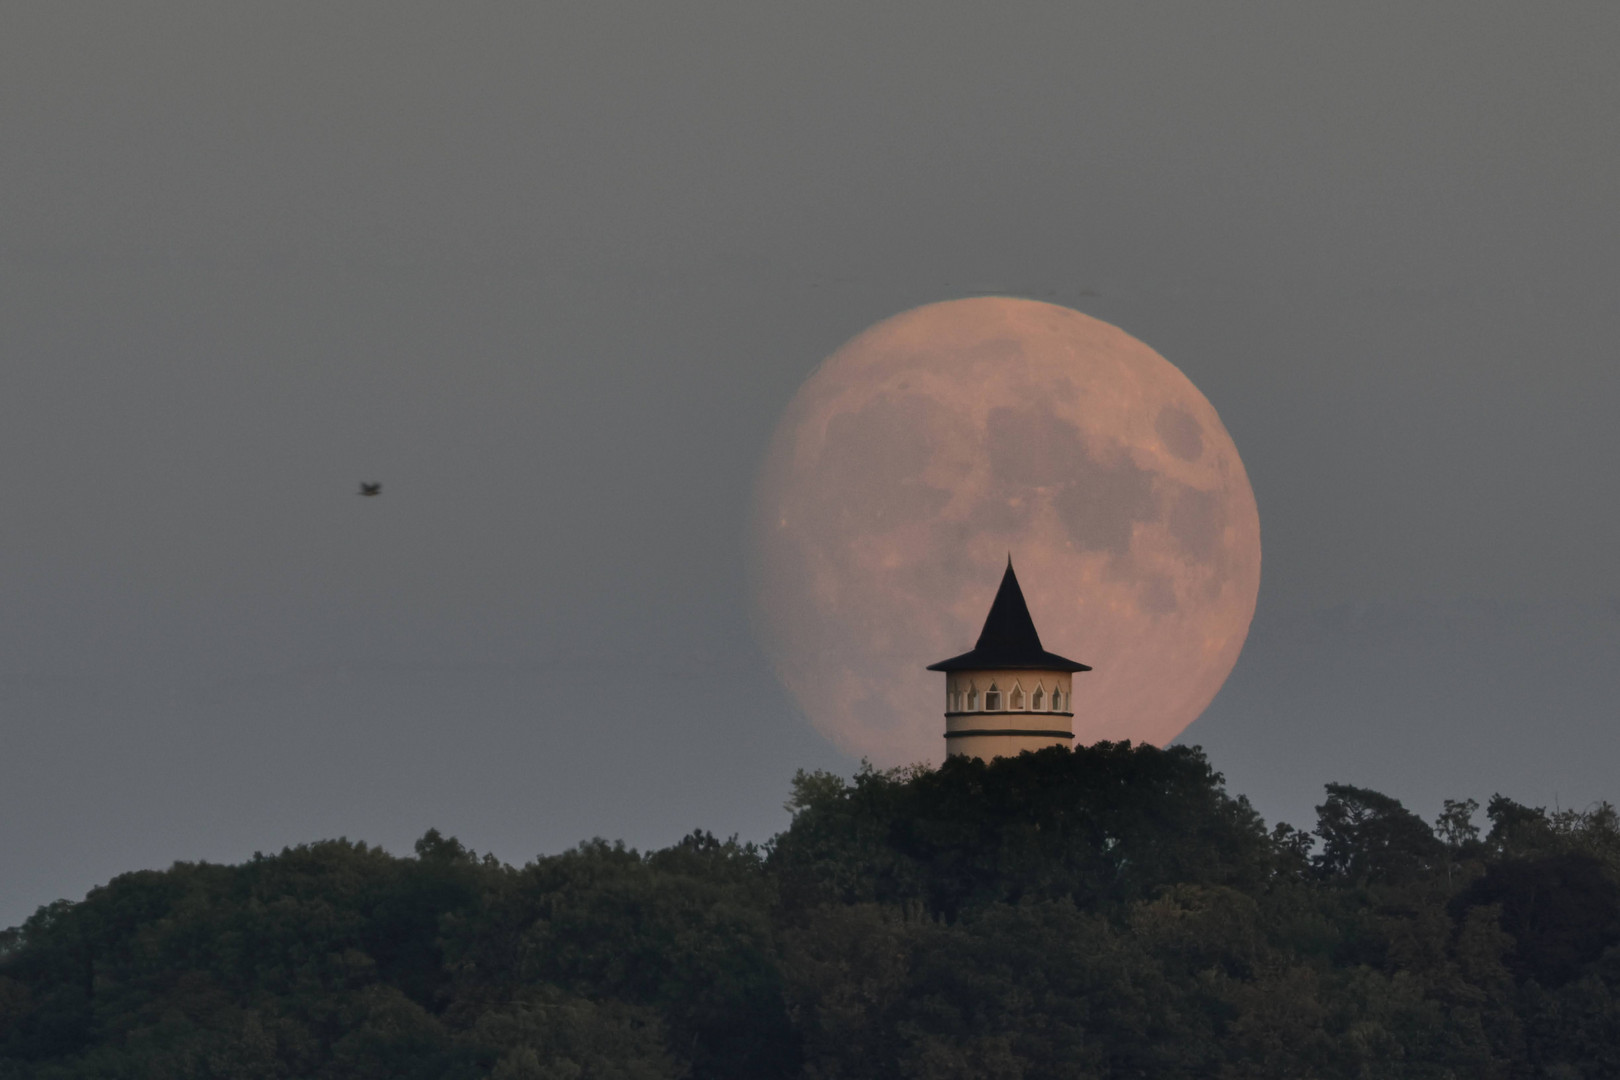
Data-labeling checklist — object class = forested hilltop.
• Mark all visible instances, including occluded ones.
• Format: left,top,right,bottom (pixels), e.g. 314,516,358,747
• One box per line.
3,745,1619,1079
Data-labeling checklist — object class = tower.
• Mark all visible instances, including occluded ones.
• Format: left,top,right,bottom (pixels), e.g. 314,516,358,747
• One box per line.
926,559,1091,761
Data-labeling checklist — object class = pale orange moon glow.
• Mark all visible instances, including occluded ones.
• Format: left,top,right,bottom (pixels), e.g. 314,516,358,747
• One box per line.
750,297,1261,765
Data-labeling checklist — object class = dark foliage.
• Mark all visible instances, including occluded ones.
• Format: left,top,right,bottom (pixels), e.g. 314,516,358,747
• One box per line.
771,744,1273,918
1453,854,1620,988
4,742,1620,1078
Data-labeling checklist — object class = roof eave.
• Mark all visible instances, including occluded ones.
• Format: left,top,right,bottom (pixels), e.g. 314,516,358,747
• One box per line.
926,650,1091,673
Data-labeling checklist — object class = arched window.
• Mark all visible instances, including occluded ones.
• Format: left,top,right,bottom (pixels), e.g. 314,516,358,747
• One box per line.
1051,688,1064,711
966,685,979,711
1031,686,1045,711
984,683,1002,711
1010,685,1024,710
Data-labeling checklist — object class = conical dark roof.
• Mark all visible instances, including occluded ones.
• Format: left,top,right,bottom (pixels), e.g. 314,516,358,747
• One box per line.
926,559,1091,673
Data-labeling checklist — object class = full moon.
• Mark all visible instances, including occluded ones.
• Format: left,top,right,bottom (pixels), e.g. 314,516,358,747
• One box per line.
750,297,1261,765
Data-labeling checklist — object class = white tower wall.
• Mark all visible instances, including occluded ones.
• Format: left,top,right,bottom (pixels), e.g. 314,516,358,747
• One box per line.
942,668,1074,761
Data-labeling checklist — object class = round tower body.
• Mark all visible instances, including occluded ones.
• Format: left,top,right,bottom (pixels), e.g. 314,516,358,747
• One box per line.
942,668,1074,760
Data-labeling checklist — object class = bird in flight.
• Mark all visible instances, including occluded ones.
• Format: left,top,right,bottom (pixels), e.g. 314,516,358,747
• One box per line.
358,482,381,497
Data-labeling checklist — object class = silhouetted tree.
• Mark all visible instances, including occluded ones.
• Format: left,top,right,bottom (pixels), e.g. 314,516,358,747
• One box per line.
1313,783,1444,885
5,749,1620,1078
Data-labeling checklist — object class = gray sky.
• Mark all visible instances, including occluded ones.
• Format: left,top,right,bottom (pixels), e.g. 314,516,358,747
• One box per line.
3,2,1618,927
